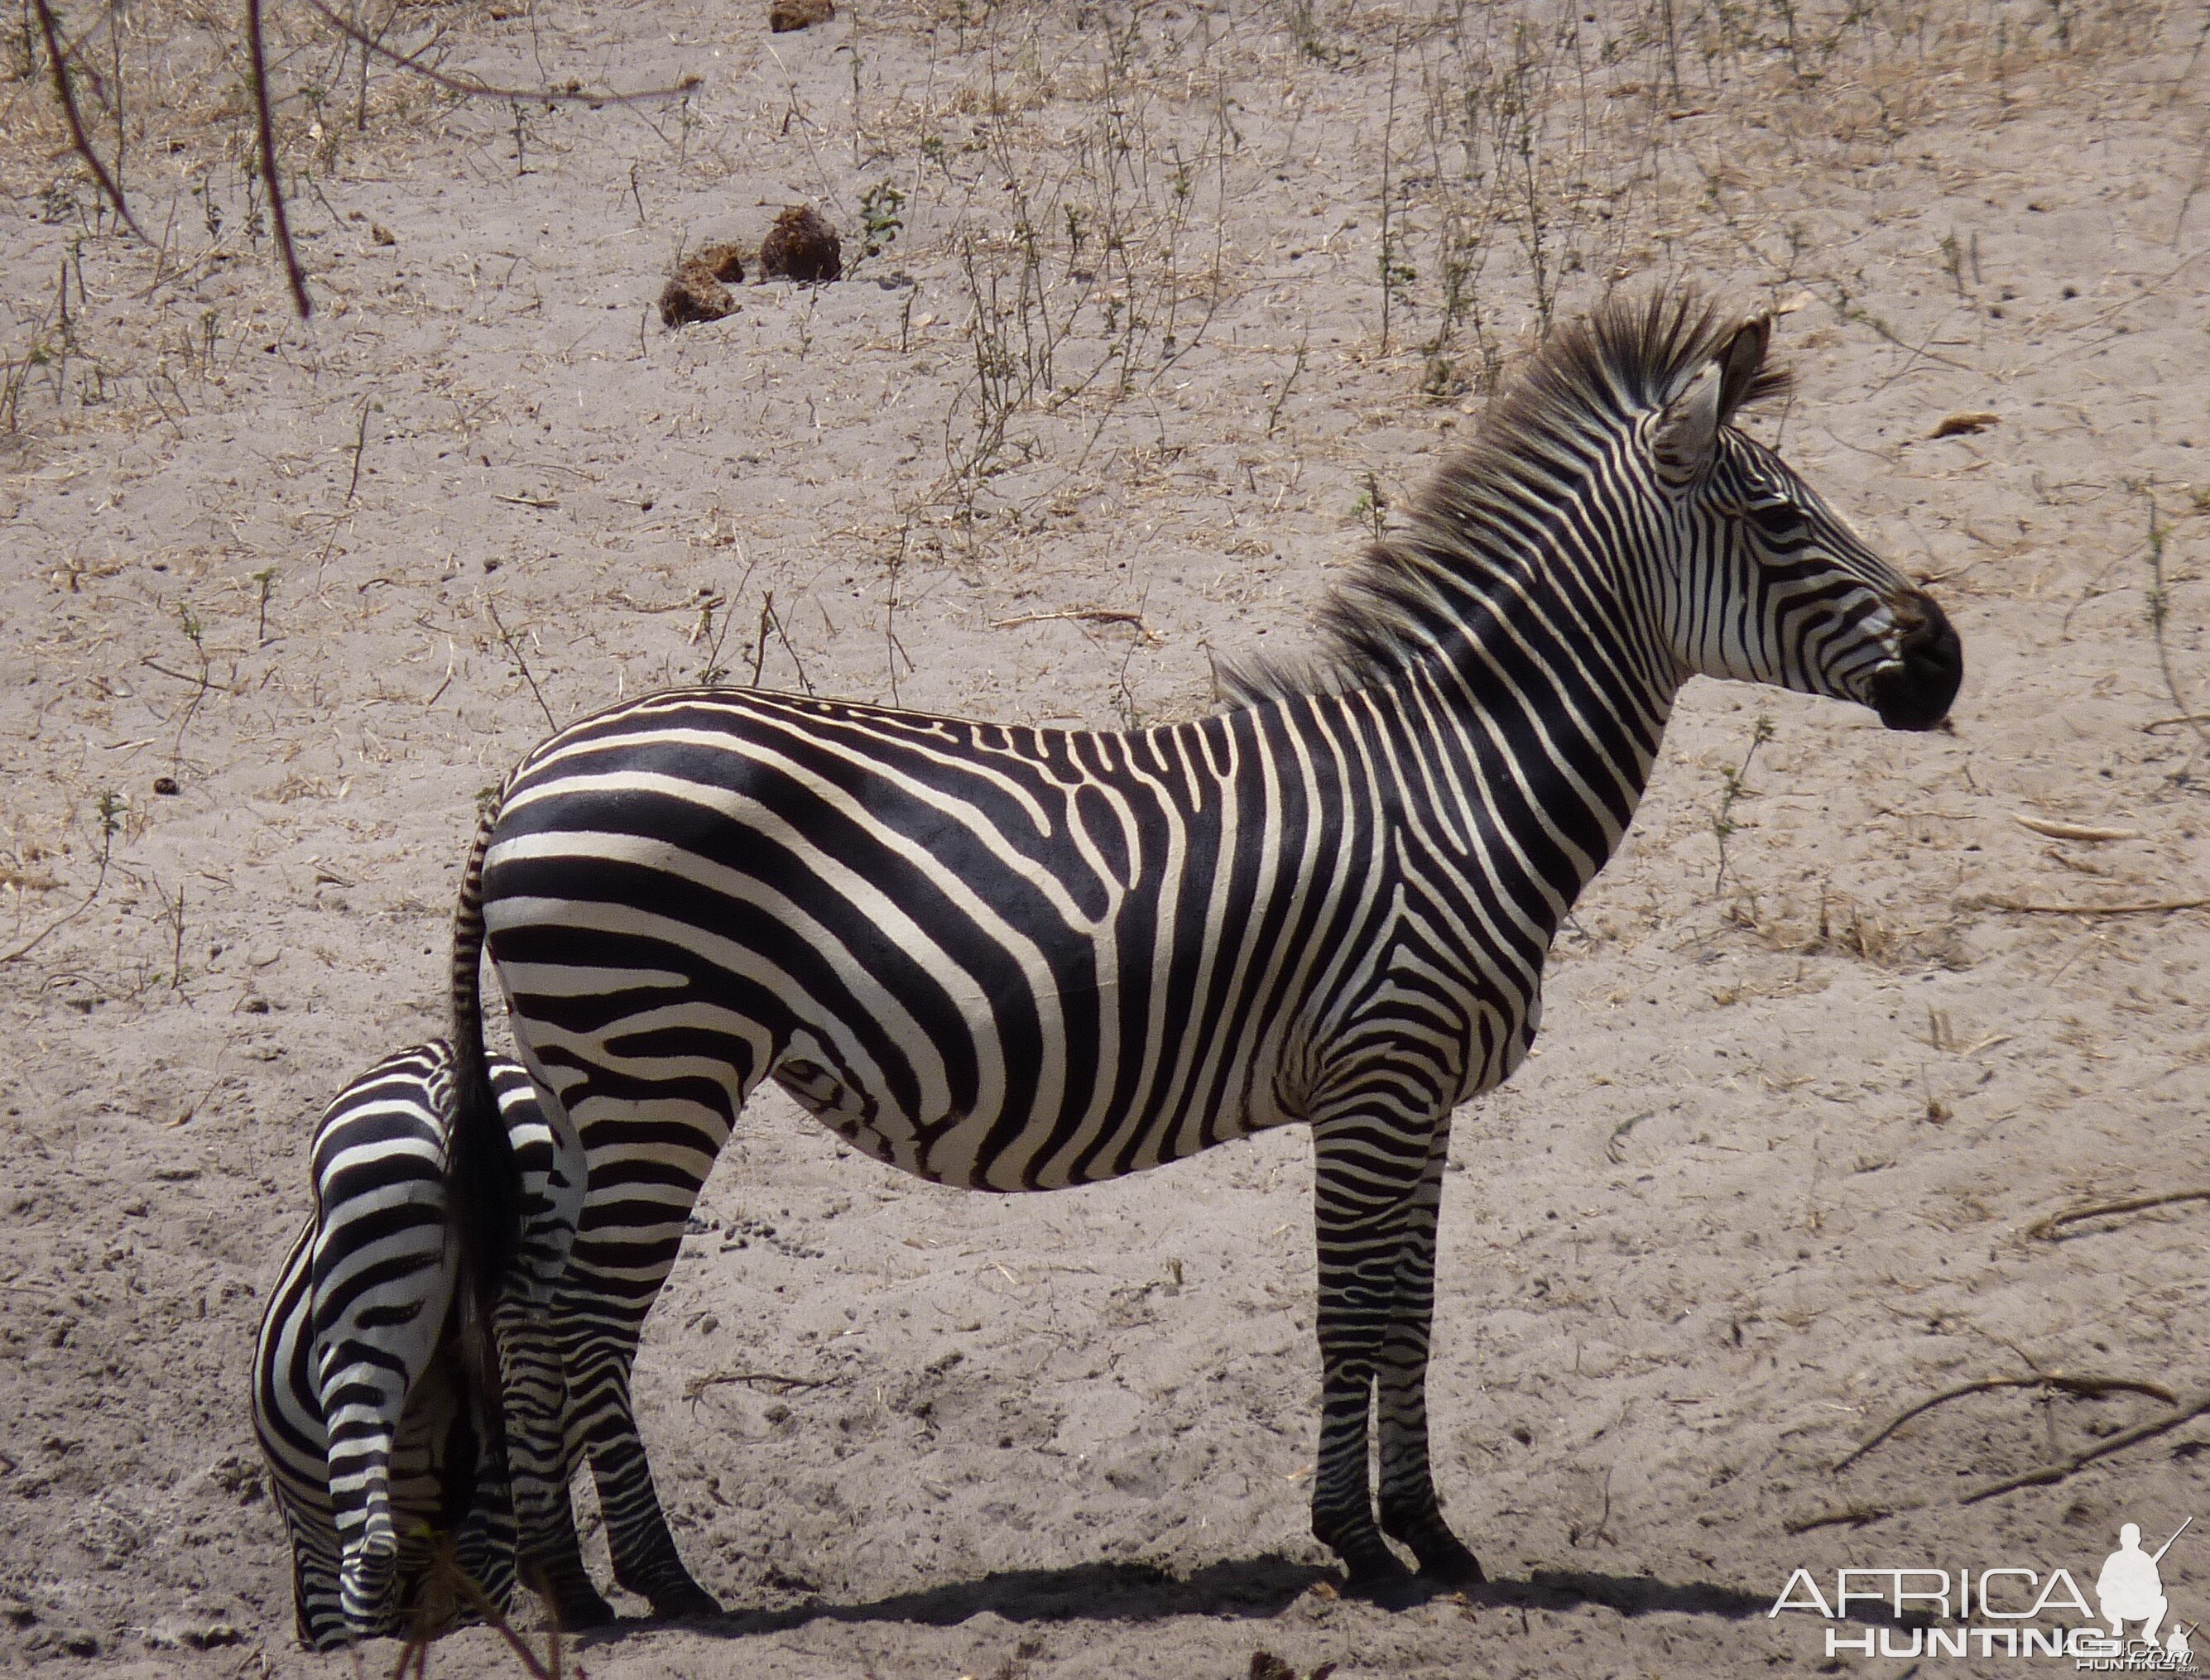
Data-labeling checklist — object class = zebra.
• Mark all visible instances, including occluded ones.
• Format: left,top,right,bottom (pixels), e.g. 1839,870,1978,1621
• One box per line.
444,290,1962,1617
252,1041,584,1648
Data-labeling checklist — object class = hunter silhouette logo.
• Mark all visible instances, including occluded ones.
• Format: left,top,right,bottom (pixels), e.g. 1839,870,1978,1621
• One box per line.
1772,1514,2198,1665
2099,1520,2191,1651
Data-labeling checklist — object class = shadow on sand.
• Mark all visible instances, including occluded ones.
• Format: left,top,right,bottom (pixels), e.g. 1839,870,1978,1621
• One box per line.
575,1556,1782,1643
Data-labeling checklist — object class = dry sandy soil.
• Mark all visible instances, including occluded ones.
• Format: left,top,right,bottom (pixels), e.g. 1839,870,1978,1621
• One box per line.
3,1,2209,1675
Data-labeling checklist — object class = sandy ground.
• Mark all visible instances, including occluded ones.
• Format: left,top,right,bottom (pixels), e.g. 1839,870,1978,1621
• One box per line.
3,1,2209,1674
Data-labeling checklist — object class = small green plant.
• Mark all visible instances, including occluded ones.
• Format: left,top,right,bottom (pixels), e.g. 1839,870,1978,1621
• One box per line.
854,180,905,271
1711,715,1776,896
251,566,278,643
1348,470,1387,539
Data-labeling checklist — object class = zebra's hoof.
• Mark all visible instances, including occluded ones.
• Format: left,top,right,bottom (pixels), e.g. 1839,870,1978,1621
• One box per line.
551,1583,619,1631
525,1559,617,1631
646,1581,723,1621
1413,1535,1485,1588
1335,1537,1417,1602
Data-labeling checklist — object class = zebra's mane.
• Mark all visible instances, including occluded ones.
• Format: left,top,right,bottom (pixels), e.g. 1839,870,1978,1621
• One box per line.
1227,288,1792,705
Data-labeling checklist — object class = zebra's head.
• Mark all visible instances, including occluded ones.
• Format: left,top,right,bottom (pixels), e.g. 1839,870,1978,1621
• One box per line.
1643,313,1963,731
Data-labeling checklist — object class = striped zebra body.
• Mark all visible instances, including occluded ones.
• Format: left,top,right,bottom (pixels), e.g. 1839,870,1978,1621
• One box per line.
252,1043,583,1648
452,293,1962,1613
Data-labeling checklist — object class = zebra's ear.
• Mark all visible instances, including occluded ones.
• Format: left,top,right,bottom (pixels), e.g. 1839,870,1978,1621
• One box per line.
1717,313,1772,419
1651,362,1723,481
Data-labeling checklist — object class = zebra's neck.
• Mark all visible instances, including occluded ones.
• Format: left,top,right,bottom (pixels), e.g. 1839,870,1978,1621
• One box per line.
1354,515,1680,946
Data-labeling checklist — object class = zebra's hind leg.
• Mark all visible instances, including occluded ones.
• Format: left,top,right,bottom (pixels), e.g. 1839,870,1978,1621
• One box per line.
1307,1112,1428,1595
565,1331,722,1619
321,1367,407,1634
1374,1114,1483,1587
277,1488,351,1651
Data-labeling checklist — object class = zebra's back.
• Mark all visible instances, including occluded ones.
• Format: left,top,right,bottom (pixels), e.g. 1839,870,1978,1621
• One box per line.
486,685,1420,1193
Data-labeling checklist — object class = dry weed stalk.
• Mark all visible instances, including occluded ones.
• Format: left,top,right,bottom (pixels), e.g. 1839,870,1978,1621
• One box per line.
2023,1188,2210,1241
388,1535,568,1680
19,0,700,325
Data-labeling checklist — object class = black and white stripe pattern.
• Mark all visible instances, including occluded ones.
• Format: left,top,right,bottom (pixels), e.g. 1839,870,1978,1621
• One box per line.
252,1042,582,1648
448,291,1962,1613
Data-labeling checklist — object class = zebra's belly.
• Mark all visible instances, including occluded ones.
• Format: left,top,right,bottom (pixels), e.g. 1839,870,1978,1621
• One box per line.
771,1044,1287,1193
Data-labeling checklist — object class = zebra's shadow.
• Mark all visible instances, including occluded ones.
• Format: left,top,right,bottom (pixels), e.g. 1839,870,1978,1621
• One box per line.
572,1557,1779,1640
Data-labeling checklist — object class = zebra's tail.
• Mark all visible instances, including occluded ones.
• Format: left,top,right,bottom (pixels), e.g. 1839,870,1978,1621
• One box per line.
446,799,520,1340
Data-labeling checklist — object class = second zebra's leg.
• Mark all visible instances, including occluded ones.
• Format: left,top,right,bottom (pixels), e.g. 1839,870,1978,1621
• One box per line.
1307,1108,1439,1591
1374,1112,1482,1585
494,1294,615,1630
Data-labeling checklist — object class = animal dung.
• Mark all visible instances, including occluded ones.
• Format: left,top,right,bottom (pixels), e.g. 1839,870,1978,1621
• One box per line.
769,0,834,31
758,204,842,283
694,242,747,284
659,260,736,328
1929,410,1999,438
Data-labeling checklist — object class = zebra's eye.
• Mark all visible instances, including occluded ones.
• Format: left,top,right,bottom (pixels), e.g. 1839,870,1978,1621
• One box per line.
1746,502,1808,543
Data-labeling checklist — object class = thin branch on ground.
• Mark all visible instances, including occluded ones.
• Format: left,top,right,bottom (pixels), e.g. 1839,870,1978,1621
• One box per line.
1964,1389,2210,1505
1784,1503,1915,1535
991,607,1158,640
1981,895,2210,916
2025,1189,2210,1241
684,1370,838,1399
1833,1372,2179,1472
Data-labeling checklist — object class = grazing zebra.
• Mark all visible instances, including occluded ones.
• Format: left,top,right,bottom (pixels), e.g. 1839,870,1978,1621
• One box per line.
447,290,1962,1615
252,1042,583,1648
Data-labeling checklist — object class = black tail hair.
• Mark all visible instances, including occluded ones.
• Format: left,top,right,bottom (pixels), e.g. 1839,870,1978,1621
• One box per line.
445,801,520,1340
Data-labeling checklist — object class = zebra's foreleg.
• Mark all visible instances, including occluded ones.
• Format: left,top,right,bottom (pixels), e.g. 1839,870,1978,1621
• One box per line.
1308,1111,1433,1591
1373,1115,1482,1586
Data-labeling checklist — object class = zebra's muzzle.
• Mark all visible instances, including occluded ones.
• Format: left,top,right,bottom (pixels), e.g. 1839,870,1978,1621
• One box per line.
1868,591,1962,732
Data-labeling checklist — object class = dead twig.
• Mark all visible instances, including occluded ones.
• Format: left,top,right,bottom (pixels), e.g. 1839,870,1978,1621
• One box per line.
299,0,699,106
991,607,1159,641
1964,1389,2210,1505
1979,895,2209,916
1784,1503,1911,1535
485,602,558,731
749,592,814,694
2025,1189,2210,1241
685,1370,837,1399
246,0,310,319
1834,1373,2179,1473
31,0,146,242
345,399,372,503
2141,485,2210,757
